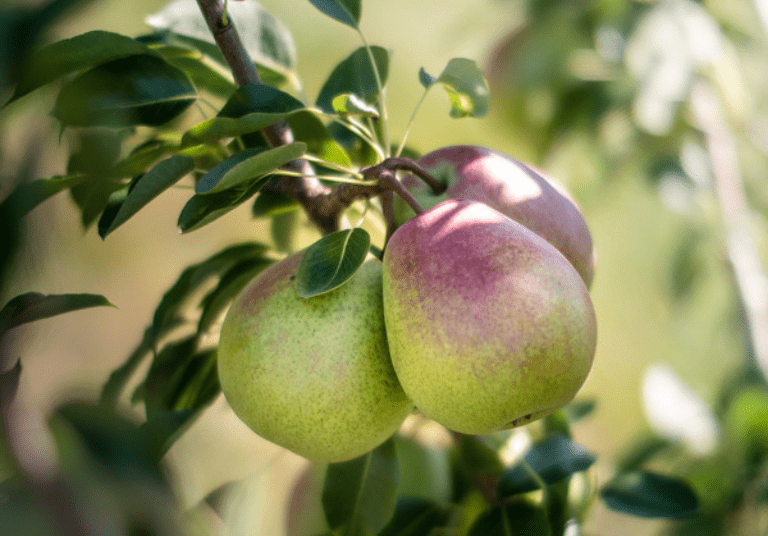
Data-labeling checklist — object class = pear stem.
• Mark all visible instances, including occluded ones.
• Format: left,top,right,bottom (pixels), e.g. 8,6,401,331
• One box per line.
369,169,425,216
378,157,445,194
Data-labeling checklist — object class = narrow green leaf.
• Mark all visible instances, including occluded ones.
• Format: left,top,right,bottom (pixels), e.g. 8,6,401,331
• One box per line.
251,191,300,218
497,434,596,498
378,497,450,536
467,501,552,536
100,326,164,408
182,111,297,146
194,142,306,195
295,228,371,298
179,180,264,233
563,398,597,423
0,292,113,335
435,58,489,118
316,46,389,114
322,438,398,535
146,0,299,88
9,30,157,104
196,257,273,335
286,110,352,168
332,94,379,117
53,54,197,128
98,155,194,238
219,82,305,118
307,0,361,28
0,175,86,218
139,408,197,463
601,471,699,519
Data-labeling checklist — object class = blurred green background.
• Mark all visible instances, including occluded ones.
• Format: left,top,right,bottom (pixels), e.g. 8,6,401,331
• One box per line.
3,0,768,534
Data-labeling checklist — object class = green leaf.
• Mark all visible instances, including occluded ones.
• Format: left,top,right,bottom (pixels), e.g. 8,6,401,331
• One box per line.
600,471,699,519
322,438,398,535
219,82,305,118
434,58,489,118
316,46,389,114
162,53,237,100
497,434,596,498
395,436,451,503
98,155,194,238
286,110,352,168
0,360,21,411
52,54,196,128
141,335,220,418
138,409,196,463
251,191,300,218
0,175,86,219
455,434,504,476
9,30,157,104
418,67,436,88
182,111,298,146
271,210,298,252
196,257,273,335
194,142,306,195
0,292,113,336
178,181,265,233
562,398,597,423
295,228,371,298
307,0,361,28
146,0,299,88
378,497,450,536
332,94,379,117
467,500,552,536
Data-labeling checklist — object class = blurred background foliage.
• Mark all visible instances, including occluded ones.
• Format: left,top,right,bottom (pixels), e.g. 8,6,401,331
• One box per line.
3,0,768,534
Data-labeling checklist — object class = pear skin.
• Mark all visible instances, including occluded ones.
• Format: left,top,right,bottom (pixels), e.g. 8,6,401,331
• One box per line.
218,253,412,462
394,145,595,287
383,199,596,434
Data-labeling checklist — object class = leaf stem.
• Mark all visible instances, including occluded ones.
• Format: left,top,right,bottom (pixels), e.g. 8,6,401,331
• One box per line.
358,31,389,157
396,87,430,157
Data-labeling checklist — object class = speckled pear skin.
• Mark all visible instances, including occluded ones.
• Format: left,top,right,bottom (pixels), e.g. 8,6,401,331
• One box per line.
393,145,595,287
217,252,412,462
383,199,596,435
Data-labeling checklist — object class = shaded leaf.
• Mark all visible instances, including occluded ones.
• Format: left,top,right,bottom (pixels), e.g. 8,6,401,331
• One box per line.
0,175,86,219
307,0,361,28
498,434,596,498
435,58,489,118
178,180,265,233
0,292,113,335
418,67,436,88
455,434,505,476
562,398,597,423
196,257,273,334
271,210,298,253
379,497,450,536
139,408,196,463
53,54,196,128
600,471,699,519
395,436,451,503
98,155,194,238
69,178,126,229
194,142,306,195
162,53,237,100
182,111,297,146
218,82,305,118
295,228,370,297
322,438,398,535
146,0,298,88
251,190,300,218
316,46,389,114
9,30,156,104
468,500,551,536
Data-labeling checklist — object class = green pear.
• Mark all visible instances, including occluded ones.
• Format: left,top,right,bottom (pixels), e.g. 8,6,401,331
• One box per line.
393,145,595,287
383,199,596,434
217,252,412,462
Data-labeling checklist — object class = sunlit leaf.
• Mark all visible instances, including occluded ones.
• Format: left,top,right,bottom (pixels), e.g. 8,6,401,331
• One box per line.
194,142,306,195
182,111,298,146
307,0,361,28
434,58,489,118
98,155,194,238
9,30,156,104
322,438,398,535
498,434,596,498
601,471,699,518
295,228,371,297
286,110,352,167
53,54,196,128
219,82,305,118
332,93,379,117
0,292,113,335
316,46,389,114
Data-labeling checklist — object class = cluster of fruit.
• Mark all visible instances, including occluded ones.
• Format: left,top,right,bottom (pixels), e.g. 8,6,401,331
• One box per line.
217,146,597,462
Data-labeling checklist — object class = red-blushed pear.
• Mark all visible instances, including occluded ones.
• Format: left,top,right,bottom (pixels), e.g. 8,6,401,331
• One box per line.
217,252,412,463
394,145,595,287
383,199,597,435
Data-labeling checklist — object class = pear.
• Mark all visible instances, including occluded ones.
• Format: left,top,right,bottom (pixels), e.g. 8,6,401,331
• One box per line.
217,252,412,462
394,145,595,287
383,199,596,434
